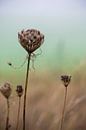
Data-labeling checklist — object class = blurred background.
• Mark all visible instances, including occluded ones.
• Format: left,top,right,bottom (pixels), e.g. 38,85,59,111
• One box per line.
0,0,86,130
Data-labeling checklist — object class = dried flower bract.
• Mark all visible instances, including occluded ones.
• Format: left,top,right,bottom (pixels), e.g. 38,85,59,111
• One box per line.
18,29,44,53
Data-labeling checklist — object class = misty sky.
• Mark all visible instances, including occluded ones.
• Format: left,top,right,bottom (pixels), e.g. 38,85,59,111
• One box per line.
0,0,86,75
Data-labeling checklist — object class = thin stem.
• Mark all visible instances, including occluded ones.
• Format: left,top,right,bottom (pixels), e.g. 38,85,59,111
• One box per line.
5,98,10,130
60,87,67,130
16,97,21,130
23,53,31,130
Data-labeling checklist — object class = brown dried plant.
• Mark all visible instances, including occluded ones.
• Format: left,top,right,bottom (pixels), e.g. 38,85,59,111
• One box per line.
60,75,71,130
16,85,23,130
0,82,12,130
18,29,44,130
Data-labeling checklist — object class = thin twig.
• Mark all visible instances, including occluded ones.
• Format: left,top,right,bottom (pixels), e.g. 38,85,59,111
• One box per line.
23,53,31,130
60,87,67,130
16,97,21,130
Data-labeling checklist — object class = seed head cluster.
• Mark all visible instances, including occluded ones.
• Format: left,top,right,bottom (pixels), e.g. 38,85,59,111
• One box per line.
18,29,44,53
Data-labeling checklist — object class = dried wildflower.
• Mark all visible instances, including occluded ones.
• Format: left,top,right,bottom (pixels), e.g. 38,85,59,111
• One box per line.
16,85,23,130
16,85,23,97
18,29,44,53
0,82,12,130
61,75,71,87
0,82,12,99
60,75,71,130
18,28,44,130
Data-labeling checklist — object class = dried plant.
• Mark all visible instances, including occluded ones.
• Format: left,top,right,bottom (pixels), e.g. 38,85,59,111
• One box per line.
0,82,12,130
16,85,23,130
60,75,71,130
18,29,44,130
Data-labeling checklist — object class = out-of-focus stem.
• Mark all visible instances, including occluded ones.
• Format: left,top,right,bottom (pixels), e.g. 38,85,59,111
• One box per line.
60,87,67,130
5,98,10,130
16,97,21,130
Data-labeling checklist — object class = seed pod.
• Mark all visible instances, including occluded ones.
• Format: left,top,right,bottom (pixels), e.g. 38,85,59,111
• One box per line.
0,82,12,99
18,29,44,53
16,85,23,97
61,75,71,87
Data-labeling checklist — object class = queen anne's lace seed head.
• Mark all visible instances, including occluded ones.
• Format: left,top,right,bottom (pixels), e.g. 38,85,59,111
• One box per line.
18,29,44,53
0,82,12,99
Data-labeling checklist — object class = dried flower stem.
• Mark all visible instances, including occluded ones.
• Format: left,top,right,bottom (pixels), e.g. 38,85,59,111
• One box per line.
60,87,67,130
5,98,10,130
16,97,21,130
23,53,31,130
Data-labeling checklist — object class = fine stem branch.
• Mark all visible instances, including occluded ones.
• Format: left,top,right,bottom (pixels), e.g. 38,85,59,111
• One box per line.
60,87,67,130
6,99,10,130
23,53,31,130
16,97,21,130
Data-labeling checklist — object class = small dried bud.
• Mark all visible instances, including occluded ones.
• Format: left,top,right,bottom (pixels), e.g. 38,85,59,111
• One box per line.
61,75,71,87
0,82,12,99
18,29,44,53
16,85,23,97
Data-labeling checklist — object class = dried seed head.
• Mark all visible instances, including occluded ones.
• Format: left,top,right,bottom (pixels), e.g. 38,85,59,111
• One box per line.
61,75,71,87
16,85,23,97
18,29,44,53
0,82,12,99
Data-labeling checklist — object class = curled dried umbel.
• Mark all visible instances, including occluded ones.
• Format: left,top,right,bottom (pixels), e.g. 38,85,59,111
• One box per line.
60,75,71,130
0,82,12,130
18,29,44,54
18,29,44,130
16,85,23,130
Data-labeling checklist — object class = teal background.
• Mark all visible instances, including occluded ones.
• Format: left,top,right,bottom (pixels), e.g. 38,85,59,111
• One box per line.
0,0,86,83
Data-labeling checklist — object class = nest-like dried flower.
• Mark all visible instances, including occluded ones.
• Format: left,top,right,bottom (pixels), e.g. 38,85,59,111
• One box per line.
16,85,23,97
61,75,71,87
18,29,44,53
0,82,12,99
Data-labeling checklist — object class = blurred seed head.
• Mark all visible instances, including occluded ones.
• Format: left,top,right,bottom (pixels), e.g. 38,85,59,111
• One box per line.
16,85,23,97
0,82,12,99
18,29,44,53
61,75,71,87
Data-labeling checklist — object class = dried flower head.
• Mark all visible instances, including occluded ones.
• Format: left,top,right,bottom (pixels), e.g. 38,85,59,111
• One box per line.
16,85,23,97
18,29,44,53
0,82,12,99
61,75,71,87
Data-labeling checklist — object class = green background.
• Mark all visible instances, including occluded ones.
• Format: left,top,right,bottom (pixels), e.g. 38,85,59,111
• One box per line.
0,0,86,83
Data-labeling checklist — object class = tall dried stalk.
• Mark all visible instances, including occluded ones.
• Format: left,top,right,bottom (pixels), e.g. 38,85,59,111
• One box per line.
23,53,31,130
60,75,71,130
0,82,12,130
16,85,23,130
18,29,44,130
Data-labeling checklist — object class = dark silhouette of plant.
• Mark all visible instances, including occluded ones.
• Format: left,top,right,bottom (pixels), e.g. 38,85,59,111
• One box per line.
0,82,12,130
18,29,44,130
60,75,71,130
16,85,23,130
